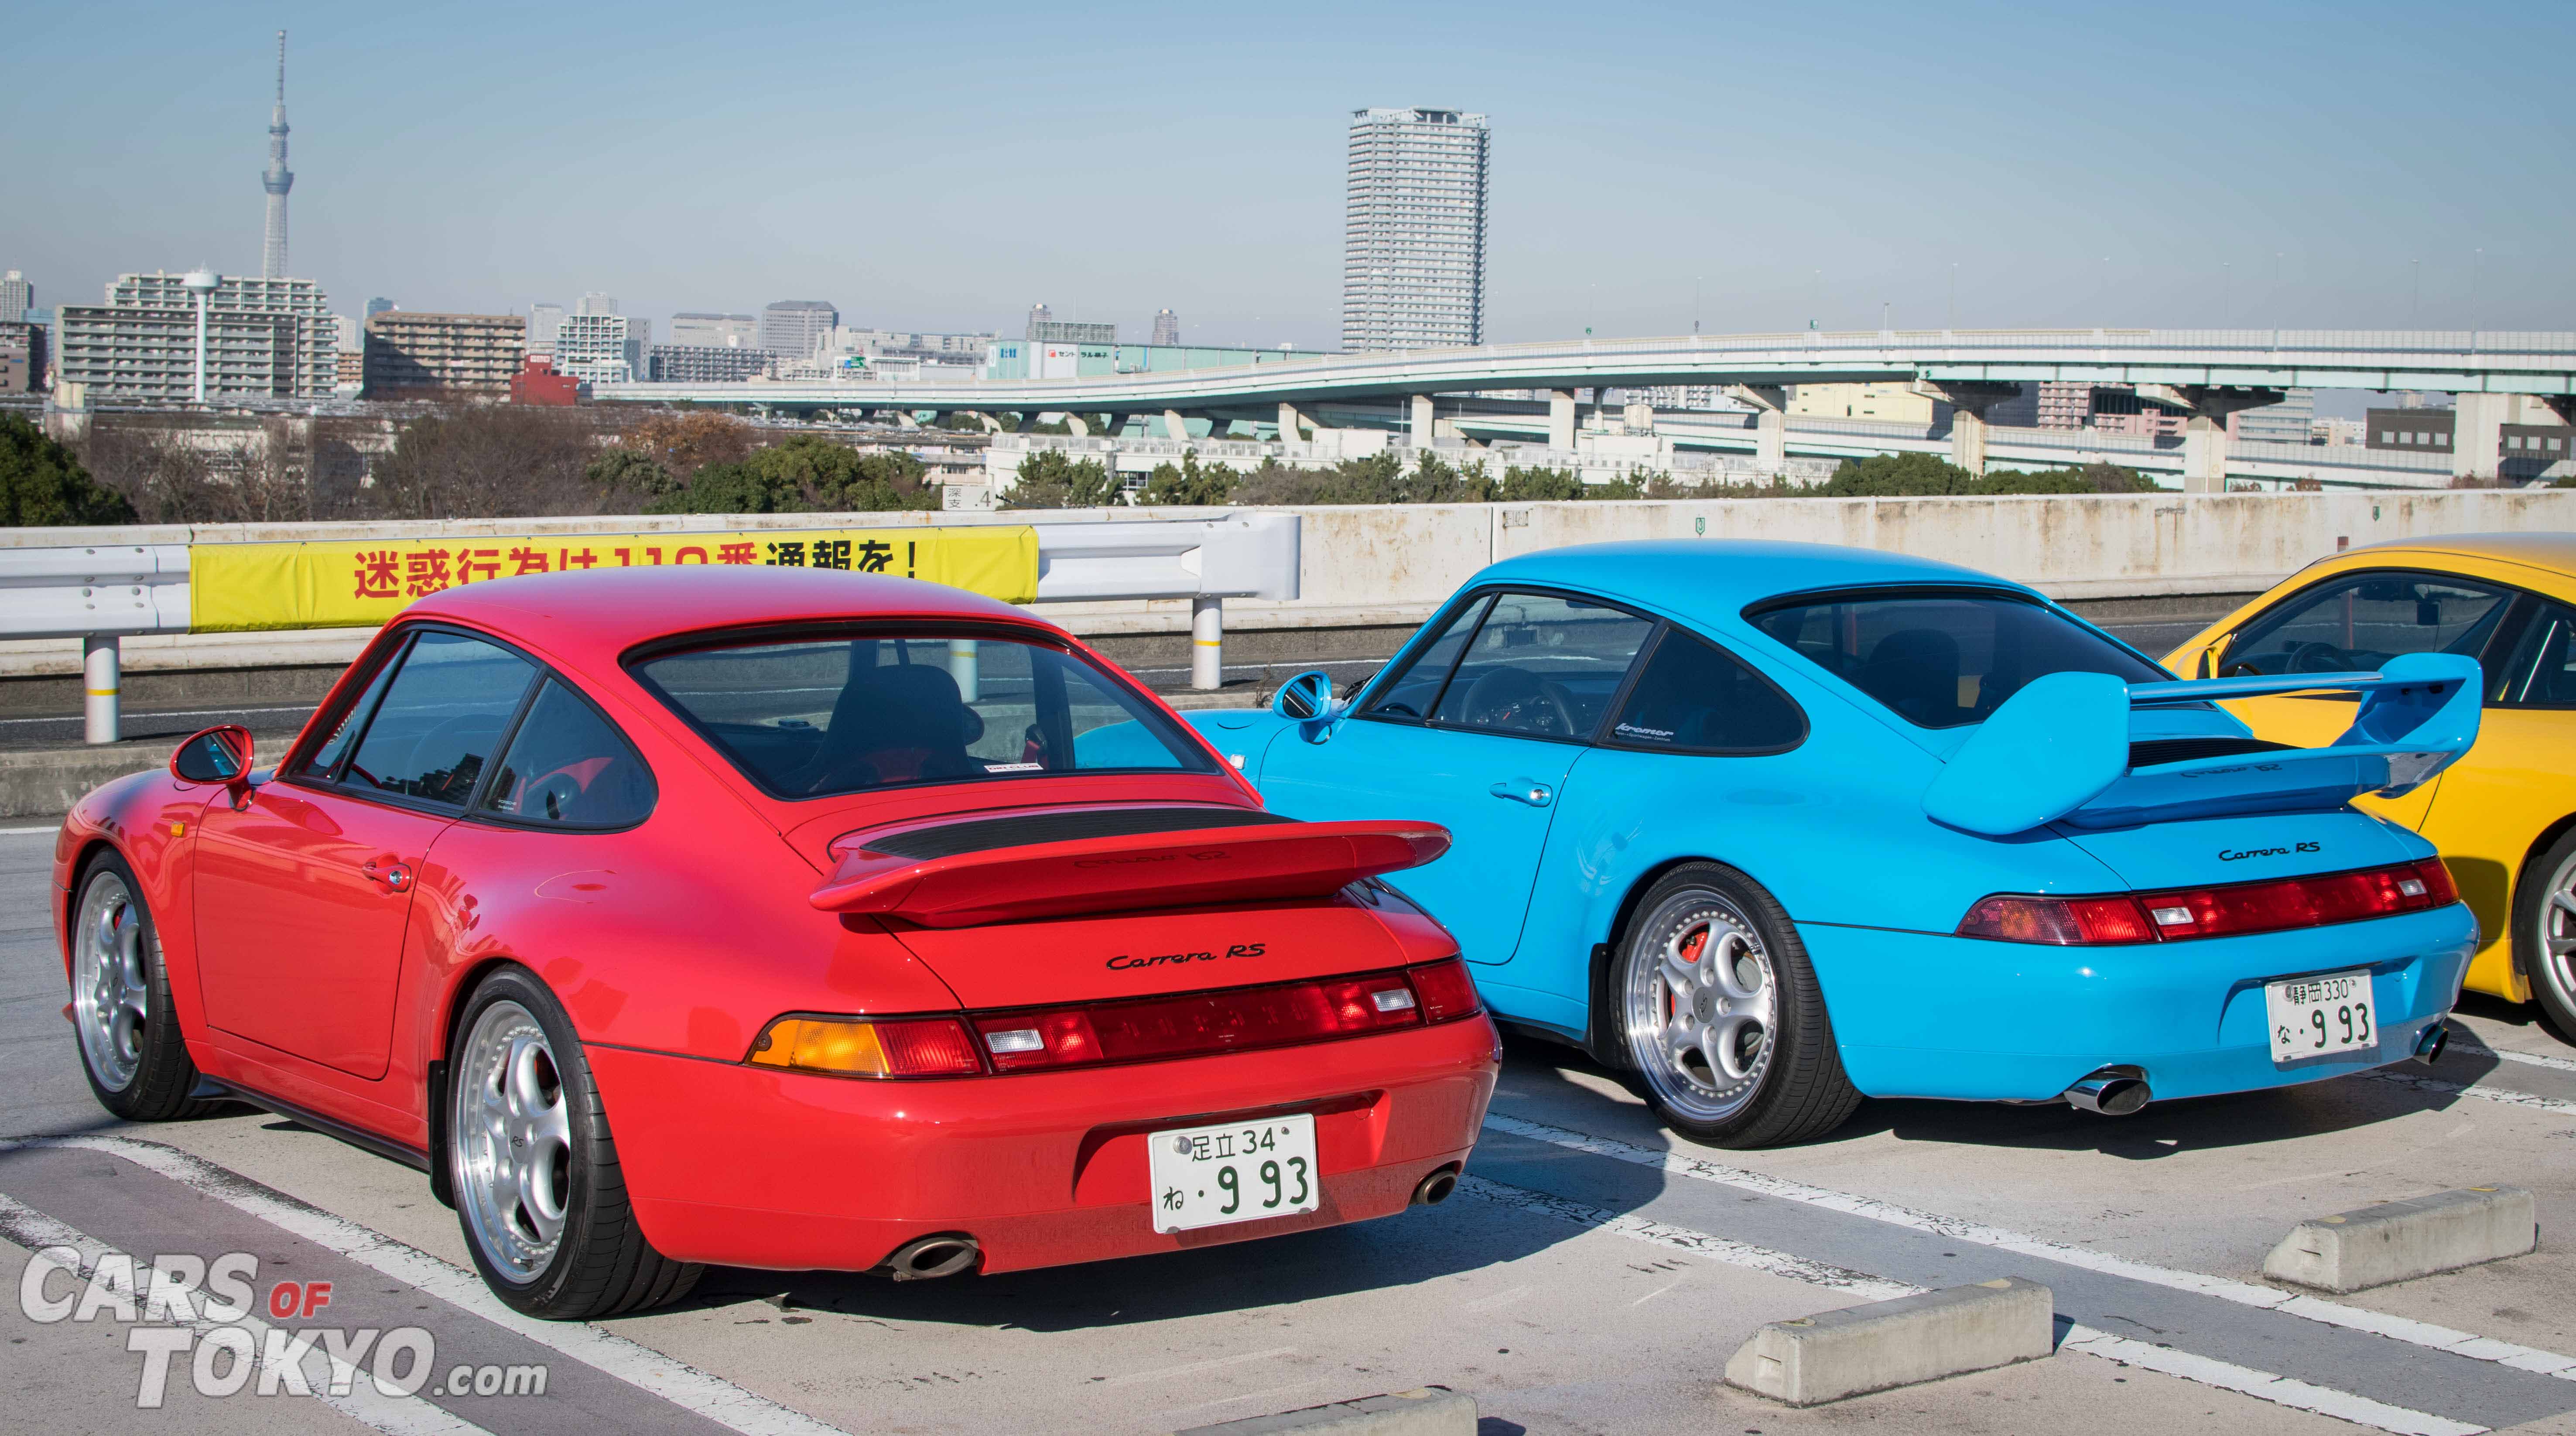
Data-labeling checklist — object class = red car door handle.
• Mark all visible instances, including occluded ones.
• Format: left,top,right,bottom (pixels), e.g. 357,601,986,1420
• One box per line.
362,861,414,892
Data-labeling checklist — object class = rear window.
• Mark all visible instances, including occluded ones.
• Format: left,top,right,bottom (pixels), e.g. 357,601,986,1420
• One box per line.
632,631,1216,799
1750,588,2166,728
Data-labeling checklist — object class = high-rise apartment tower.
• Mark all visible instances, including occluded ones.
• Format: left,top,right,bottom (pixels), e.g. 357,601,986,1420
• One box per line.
1342,107,1488,352
262,32,294,280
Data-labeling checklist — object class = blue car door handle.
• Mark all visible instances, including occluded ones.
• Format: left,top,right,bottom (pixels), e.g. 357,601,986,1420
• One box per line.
1490,779,1554,808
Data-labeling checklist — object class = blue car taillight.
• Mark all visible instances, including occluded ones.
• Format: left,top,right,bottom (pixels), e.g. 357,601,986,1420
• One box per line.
1960,859,2460,945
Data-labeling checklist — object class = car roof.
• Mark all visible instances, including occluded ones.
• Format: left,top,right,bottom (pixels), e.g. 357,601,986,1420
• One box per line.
2335,530,2576,574
401,566,1051,671
1471,540,2035,631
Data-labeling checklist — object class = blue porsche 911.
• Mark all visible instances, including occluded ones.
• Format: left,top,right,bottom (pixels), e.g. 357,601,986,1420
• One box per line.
1193,540,2482,1147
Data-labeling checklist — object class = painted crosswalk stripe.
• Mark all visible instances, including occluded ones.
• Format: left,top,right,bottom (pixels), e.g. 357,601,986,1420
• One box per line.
0,1134,855,1436
1484,1111,2576,1381
1458,1173,2482,1436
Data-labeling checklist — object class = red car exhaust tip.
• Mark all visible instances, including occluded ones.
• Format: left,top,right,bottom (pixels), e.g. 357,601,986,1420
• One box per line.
1410,1164,1462,1207
2064,1067,2151,1116
883,1234,981,1281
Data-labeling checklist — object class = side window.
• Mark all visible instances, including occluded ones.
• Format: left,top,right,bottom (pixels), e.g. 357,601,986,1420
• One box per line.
1608,629,1806,754
2493,598,2576,708
1431,592,1656,739
2221,571,2513,686
292,639,406,781
342,631,539,808
477,681,657,827
1361,594,1492,721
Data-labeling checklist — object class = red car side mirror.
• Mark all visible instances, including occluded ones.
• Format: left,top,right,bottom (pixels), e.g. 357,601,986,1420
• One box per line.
172,725,254,790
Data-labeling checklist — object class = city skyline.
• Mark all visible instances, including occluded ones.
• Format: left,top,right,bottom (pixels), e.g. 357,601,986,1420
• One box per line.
5,0,2573,356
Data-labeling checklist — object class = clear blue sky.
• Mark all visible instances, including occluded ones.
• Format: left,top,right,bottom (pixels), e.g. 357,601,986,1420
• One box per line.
8,0,2570,352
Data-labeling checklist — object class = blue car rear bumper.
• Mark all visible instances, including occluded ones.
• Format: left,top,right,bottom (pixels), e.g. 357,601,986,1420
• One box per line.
1798,906,2477,1103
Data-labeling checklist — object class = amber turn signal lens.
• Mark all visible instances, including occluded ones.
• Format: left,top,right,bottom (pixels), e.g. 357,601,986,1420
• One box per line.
747,1016,983,1078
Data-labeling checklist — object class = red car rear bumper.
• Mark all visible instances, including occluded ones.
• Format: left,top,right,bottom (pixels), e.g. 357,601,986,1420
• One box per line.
586,1014,1501,1275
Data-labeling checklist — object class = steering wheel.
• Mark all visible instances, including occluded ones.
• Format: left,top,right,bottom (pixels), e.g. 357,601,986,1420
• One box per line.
1464,668,1580,735
2286,641,2350,674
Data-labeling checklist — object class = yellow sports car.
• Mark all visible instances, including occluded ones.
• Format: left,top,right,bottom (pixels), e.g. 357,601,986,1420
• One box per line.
2165,533,2576,1036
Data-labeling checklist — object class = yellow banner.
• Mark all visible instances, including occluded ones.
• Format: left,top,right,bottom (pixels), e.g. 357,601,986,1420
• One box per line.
189,526,1039,633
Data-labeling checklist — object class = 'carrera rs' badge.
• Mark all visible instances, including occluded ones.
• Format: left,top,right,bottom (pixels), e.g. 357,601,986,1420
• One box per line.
1107,942,1267,972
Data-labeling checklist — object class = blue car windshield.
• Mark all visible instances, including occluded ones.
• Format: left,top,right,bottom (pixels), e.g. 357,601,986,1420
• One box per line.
1751,589,2166,729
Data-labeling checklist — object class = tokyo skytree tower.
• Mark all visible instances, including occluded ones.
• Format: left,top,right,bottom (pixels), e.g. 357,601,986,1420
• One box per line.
261,31,293,279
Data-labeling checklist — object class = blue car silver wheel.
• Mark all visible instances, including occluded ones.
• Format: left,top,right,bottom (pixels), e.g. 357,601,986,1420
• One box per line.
1611,864,1860,1148
1625,891,1776,1125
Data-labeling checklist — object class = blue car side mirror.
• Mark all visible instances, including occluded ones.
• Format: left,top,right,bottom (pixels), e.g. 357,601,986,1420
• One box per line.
1271,669,1348,739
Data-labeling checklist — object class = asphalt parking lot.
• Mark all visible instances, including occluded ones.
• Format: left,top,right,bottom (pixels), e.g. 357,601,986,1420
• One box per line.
4,823,2573,1436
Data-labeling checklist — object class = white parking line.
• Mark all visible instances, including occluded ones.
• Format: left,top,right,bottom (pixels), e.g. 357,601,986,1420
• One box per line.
0,1135,855,1436
2456,1041,2576,1077
0,825,62,835
1460,1174,2483,1436
1484,1113,2576,1380
2366,1070,2576,1117
0,1193,493,1436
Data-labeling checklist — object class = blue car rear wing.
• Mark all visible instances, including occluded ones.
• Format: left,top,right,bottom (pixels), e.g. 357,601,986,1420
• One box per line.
1922,653,2482,838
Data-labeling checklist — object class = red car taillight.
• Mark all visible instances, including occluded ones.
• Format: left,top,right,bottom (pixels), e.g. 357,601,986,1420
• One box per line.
747,1015,985,1078
971,961,1479,1073
1957,859,2459,946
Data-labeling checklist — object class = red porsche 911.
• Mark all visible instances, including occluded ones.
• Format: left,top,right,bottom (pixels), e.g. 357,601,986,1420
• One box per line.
53,567,1498,1319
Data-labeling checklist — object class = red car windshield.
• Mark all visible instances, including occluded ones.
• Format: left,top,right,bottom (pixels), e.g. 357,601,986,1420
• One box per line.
1751,588,2167,729
633,631,1216,799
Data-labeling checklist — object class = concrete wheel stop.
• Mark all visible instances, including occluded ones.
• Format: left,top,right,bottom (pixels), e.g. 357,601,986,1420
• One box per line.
1724,1277,2056,1406
2263,1185,2538,1292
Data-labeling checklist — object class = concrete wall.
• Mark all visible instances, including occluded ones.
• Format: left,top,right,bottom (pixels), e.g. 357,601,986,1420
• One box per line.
4,491,2570,678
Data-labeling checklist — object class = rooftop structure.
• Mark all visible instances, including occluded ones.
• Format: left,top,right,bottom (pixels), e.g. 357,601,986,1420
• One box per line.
1342,107,1489,352
1029,319,1115,345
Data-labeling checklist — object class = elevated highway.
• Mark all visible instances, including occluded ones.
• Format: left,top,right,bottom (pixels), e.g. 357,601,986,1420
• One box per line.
598,327,2576,490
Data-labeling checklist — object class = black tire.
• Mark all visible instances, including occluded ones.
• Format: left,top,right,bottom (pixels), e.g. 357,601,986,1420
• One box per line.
445,965,702,1319
1606,862,1861,1148
2515,827,2576,1039
70,852,223,1122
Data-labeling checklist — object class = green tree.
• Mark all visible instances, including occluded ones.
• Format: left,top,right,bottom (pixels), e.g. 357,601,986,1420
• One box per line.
1819,451,1983,496
0,415,137,526
1498,465,1584,501
1139,451,1239,505
585,447,677,503
1001,449,1126,508
647,435,939,515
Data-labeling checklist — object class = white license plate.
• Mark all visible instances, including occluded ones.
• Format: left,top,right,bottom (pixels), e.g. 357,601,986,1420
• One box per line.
2265,969,2378,1065
1146,1114,1318,1233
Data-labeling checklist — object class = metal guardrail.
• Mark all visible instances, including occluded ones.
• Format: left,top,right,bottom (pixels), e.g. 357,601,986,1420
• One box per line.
0,514,1299,744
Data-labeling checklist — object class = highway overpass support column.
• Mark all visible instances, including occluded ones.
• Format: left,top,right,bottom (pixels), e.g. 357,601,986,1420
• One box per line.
1411,395,1437,448
2453,393,2511,483
1546,390,1577,450
1278,402,1312,442
1915,381,2022,476
2141,385,2282,494
1725,385,1789,472
1163,409,1190,443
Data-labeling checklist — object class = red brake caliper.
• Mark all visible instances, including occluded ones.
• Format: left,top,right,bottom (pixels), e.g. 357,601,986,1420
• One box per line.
1670,927,1707,1022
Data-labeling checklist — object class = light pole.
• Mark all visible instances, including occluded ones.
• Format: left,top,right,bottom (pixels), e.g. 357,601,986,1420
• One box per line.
182,269,220,403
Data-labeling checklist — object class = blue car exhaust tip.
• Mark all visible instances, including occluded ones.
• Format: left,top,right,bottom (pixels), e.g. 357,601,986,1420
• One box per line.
2413,1021,2450,1066
2064,1066,2151,1116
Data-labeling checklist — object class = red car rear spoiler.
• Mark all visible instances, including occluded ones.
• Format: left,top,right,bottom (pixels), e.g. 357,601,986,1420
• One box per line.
809,820,1452,928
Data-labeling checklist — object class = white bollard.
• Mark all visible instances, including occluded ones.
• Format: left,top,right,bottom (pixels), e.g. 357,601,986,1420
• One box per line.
947,638,979,703
1191,595,1223,691
83,634,120,746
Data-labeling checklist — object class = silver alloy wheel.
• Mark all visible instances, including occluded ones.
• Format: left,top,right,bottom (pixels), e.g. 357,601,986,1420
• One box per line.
453,1000,573,1283
2541,850,2576,1011
73,871,150,1092
1623,889,1778,1125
